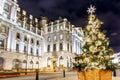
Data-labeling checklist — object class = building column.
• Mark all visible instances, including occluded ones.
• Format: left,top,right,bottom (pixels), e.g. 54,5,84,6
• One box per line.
11,29,16,52
7,28,12,51
33,39,37,56
19,33,24,53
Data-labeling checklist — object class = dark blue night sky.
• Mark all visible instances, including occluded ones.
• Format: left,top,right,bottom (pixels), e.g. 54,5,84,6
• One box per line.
18,0,120,53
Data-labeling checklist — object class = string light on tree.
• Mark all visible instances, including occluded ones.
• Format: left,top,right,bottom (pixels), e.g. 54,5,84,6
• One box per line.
73,4,116,73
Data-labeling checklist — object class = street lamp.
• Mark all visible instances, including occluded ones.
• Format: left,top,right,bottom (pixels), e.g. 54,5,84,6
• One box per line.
25,35,30,75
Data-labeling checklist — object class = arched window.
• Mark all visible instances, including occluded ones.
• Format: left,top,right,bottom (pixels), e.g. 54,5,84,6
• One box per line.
22,60,27,69
59,25,63,30
66,56,70,68
37,40,39,45
47,57,51,67
30,60,33,69
59,56,63,67
24,36,27,42
36,61,39,69
16,33,20,39
53,26,57,31
31,38,34,44
36,49,39,56
12,59,21,71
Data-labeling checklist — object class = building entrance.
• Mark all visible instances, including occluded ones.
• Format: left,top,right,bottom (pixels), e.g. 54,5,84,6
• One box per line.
52,61,57,72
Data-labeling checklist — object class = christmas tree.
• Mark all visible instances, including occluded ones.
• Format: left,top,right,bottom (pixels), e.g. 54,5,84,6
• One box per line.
73,5,115,72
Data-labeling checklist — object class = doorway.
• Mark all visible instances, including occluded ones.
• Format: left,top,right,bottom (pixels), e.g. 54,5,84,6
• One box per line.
52,61,57,72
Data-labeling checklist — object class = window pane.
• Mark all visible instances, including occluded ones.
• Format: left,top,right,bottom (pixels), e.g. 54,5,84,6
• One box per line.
48,27,51,32
59,25,63,30
4,3,10,12
36,49,39,56
53,26,57,31
47,45,50,52
47,36,51,42
60,34,63,40
53,35,57,41
16,44,19,51
60,43,63,51
53,44,56,51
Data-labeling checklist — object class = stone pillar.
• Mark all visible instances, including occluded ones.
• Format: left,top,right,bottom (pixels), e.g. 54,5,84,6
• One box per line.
19,32,24,53
7,28,12,51
11,29,16,52
34,39,37,56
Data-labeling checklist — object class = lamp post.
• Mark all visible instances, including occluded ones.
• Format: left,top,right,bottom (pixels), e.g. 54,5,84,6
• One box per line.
25,35,30,75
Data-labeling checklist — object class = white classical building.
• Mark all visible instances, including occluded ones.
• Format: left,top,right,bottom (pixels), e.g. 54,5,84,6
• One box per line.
0,0,83,72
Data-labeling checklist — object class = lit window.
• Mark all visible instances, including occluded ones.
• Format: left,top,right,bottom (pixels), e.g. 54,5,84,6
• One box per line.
3,13,8,18
59,25,63,30
53,26,57,31
53,35,57,41
47,36,51,42
60,34,63,40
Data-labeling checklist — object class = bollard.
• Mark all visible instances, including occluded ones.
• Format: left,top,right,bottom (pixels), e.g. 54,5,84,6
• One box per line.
113,70,116,77
63,69,65,78
36,69,39,80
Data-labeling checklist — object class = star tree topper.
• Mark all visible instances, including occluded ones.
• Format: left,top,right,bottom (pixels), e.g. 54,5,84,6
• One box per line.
87,5,96,14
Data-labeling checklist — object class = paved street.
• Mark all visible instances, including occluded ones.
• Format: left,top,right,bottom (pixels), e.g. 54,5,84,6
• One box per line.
0,69,120,80
0,72,77,80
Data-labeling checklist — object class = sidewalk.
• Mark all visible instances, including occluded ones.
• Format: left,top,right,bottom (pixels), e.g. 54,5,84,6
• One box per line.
0,72,61,78
48,76,77,80
48,76,120,80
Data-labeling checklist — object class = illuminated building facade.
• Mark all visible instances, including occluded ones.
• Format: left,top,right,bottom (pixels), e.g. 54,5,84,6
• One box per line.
0,0,83,71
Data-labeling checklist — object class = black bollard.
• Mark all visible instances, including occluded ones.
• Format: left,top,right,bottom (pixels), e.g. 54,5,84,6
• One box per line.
63,69,65,78
36,69,39,80
113,70,116,77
